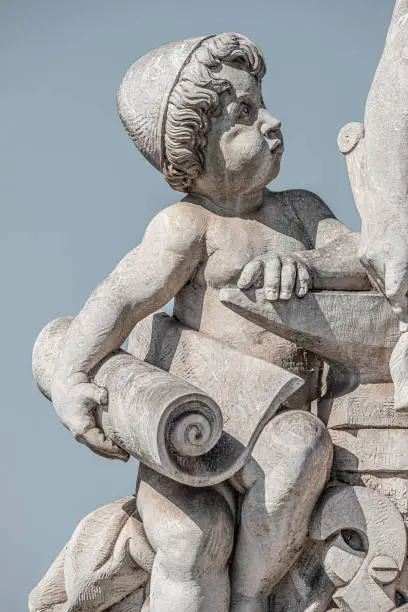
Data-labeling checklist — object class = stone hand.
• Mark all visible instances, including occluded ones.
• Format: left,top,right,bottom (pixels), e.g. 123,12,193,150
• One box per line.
238,254,310,300
51,370,129,461
360,232,408,323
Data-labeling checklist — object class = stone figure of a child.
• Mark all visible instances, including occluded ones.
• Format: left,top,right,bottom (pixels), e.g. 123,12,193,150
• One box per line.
44,33,371,611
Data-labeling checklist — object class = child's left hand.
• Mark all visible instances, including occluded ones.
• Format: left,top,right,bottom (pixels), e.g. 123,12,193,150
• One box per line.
237,253,311,301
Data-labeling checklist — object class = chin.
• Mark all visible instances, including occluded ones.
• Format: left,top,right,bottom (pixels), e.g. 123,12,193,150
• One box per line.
253,156,282,189
226,156,282,193
269,155,282,181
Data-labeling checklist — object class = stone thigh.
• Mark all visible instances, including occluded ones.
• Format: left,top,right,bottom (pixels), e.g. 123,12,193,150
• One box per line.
136,464,234,612
231,410,333,606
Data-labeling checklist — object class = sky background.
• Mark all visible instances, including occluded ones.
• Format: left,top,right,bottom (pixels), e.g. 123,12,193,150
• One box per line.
1,0,395,608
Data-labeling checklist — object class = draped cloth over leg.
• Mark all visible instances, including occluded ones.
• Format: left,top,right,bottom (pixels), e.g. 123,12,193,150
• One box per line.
29,498,153,612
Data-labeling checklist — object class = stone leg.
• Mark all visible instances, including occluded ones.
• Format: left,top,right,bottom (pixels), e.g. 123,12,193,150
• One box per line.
109,587,148,611
136,464,235,612
230,411,333,612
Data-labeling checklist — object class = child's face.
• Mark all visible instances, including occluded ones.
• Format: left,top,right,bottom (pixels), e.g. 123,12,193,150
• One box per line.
197,63,284,197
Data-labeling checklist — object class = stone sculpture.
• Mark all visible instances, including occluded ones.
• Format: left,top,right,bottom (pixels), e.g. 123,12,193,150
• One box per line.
29,4,408,610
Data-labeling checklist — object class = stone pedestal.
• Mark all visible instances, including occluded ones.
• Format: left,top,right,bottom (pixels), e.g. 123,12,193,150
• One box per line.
319,383,408,524
319,382,408,602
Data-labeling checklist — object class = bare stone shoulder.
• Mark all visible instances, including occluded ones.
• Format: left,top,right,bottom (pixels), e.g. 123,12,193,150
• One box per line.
143,200,208,257
279,188,352,249
283,188,335,222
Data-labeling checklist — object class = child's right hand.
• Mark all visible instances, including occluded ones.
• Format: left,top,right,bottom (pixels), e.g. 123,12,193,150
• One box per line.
51,371,129,461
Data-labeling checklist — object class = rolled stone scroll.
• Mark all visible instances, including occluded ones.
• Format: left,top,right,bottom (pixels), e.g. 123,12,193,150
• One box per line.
33,316,302,487
33,317,222,483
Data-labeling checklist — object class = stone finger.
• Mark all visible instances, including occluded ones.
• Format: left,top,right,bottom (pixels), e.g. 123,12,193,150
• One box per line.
264,257,282,301
77,426,130,462
237,259,264,290
77,382,108,407
296,261,310,297
385,261,408,319
279,259,297,299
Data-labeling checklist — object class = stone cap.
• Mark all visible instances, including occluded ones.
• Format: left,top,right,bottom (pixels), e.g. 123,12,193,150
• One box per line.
117,36,214,171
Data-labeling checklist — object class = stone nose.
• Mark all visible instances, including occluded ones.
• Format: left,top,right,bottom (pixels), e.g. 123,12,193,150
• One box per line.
260,110,281,139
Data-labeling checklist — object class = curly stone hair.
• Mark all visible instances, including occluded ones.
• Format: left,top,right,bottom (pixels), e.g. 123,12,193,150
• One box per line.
163,33,266,192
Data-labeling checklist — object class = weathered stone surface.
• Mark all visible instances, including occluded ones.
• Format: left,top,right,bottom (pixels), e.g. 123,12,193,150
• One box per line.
270,485,408,611
319,383,408,429
128,311,304,445
33,315,303,487
339,0,408,413
331,429,408,473
31,5,408,611
310,486,406,612
34,317,226,485
220,288,398,382
336,472,408,525
29,498,152,612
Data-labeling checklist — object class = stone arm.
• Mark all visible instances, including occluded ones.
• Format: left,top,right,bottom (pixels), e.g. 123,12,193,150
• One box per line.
297,230,371,291
239,190,370,297
361,0,408,317
51,204,204,459
290,190,371,291
339,1,408,411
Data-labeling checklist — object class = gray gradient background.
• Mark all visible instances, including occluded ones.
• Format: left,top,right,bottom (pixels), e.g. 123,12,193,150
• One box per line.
1,0,394,608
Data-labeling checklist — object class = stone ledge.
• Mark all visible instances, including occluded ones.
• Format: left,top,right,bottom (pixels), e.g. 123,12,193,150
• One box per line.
220,289,398,381
320,383,408,429
332,429,408,472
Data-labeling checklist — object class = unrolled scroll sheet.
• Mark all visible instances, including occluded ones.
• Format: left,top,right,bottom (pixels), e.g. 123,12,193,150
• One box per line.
33,314,302,487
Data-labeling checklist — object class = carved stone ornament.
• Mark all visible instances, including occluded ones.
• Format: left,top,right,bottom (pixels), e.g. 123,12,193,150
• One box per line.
30,4,408,611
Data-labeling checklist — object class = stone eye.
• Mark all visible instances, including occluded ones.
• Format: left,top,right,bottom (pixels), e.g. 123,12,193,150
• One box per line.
239,103,251,119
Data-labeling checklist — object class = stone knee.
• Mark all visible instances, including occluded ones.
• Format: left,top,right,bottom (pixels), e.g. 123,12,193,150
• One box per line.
275,410,333,484
233,411,333,598
137,465,234,579
255,410,332,495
